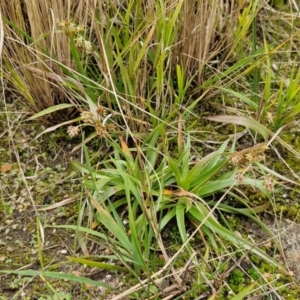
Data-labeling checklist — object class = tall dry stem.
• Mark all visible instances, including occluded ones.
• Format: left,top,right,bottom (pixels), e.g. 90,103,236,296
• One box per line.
176,1,244,84
1,0,252,112
0,0,90,111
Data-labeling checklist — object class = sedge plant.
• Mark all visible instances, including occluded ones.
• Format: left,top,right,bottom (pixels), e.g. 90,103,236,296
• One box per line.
48,115,292,298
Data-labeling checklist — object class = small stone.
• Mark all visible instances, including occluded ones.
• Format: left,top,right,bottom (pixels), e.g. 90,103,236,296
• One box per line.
103,248,110,255
106,274,112,281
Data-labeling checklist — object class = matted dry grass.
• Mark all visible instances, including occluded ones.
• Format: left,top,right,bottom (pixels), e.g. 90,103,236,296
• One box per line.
0,0,246,112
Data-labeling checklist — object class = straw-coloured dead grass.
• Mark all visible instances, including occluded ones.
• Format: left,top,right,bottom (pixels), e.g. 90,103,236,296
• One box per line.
0,0,251,113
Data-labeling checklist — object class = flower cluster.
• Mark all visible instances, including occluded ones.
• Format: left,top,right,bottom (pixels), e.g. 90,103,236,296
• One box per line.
231,144,277,191
67,106,116,139
57,19,92,53
67,126,80,137
230,144,267,167
81,111,94,124
263,175,275,192
57,19,84,36
74,36,93,54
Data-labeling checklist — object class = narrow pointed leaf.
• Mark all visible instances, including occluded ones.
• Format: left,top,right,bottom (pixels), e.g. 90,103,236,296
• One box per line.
204,115,269,139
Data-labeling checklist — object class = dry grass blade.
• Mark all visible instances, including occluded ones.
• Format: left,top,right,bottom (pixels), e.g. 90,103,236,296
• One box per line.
0,9,4,58
37,195,79,211
177,1,241,85
0,0,245,112
0,0,80,110
204,115,270,139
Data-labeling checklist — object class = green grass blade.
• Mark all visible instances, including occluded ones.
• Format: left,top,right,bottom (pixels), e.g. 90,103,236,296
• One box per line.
218,87,258,110
27,104,74,120
230,281,257,300
89,194,133,253
67,257,127,272
187,206,283,269
0,270,111,288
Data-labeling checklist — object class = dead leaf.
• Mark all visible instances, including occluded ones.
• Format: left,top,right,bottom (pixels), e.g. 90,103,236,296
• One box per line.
1,163,12,173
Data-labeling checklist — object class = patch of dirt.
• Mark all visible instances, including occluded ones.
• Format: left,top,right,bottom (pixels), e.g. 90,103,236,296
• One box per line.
245,214,300,282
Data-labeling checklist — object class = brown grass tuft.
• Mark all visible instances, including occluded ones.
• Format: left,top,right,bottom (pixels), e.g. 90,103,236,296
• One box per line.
1,0,250,113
